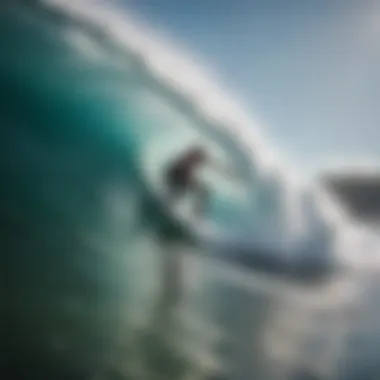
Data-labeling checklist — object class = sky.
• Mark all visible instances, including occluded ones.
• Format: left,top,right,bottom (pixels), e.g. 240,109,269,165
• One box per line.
126,0,380,176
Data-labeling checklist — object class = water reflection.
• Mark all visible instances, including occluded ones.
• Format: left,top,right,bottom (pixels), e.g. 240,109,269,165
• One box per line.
125,240,368,380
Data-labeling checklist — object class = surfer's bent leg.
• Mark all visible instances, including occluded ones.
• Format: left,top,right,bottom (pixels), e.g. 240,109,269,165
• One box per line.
165,165,188,204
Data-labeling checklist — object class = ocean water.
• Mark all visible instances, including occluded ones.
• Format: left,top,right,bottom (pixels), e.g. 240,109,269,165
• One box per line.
3,1,380,380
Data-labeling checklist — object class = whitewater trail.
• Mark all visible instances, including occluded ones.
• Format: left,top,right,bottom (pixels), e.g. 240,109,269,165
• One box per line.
41,0,380,272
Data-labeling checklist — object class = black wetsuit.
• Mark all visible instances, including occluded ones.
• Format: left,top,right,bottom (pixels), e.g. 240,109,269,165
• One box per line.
166,151,205,191
166,158,198,194
165,149,209,211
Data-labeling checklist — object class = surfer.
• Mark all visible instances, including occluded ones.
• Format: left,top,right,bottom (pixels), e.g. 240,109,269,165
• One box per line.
165,145,210,218
165,144,241,219
165,145,245,219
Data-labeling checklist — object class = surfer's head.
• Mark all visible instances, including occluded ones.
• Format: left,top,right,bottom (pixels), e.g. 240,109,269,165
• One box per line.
187,145,207,163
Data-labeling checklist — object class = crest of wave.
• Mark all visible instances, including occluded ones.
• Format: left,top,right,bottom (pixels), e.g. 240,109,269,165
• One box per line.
42,0,380,272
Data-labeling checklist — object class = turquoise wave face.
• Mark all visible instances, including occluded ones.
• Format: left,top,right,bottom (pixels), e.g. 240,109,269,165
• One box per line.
2,3,339,380
1,4,174,377
2,4,245,378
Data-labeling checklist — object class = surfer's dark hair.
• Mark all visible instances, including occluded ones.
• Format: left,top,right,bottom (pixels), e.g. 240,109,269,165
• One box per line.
187,145,207,160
